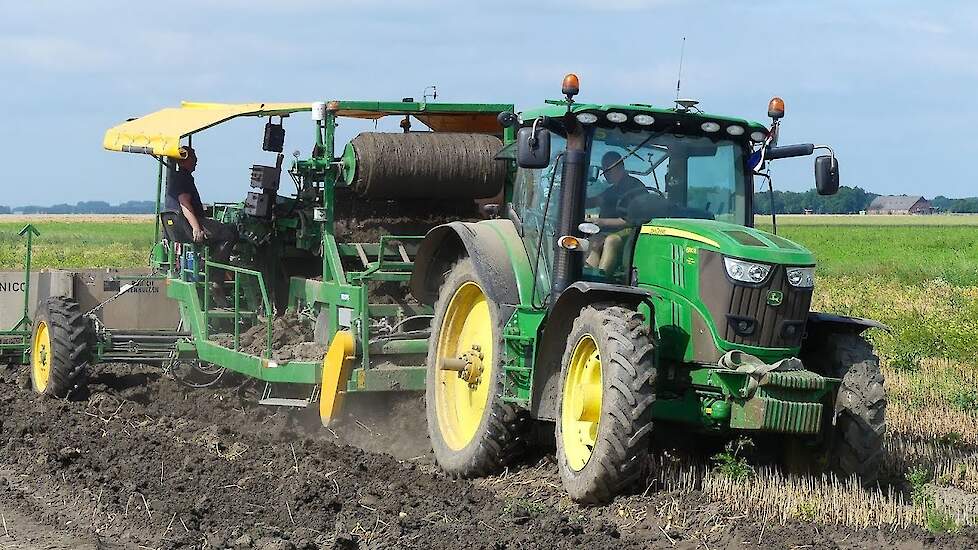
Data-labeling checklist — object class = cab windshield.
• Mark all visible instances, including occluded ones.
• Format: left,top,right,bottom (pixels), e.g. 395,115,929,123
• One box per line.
586,127,748,225
583,127,748,280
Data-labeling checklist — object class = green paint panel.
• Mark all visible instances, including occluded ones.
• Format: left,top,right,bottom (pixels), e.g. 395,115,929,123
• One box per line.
730,396,823,434
347,366,426,392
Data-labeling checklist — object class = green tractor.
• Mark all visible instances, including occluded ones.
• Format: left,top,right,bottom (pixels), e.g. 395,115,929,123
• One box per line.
25,76,883,504
414,76,886,502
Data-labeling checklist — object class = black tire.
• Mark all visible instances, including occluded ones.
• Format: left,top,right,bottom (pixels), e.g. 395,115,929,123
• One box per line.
797,332,886,485
556,304,656,504
425,259,525,476
30,296,90,398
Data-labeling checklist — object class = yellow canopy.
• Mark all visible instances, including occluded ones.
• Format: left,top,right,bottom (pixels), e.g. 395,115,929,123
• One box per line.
103,101,311,159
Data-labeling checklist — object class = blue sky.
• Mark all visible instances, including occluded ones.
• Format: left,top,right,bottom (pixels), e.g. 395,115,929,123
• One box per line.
2,1,975,206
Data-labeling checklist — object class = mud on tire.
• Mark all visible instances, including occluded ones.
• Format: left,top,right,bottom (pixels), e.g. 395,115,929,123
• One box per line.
556,304,656,504
30,296,91,398
800,332,886,485
425,259,526,476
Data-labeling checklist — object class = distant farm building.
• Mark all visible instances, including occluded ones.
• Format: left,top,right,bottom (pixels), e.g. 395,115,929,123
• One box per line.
867,195,933,215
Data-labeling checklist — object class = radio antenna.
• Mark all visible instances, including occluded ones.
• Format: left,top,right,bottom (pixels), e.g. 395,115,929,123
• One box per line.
675,36,686,102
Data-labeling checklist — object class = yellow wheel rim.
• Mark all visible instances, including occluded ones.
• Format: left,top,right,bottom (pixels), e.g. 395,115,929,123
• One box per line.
434,281,494,451
32,320,51,393
561,334,603,471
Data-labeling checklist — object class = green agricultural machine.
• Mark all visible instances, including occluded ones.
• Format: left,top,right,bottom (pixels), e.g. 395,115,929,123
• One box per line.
23,76,886,503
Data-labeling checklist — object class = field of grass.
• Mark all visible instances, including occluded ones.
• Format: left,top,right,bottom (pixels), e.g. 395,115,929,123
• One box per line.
772,213,978,226
3,213,978,531
760,216,978,285
0,219,155,270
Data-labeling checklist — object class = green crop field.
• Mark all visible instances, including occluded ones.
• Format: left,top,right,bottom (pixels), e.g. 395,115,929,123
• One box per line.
765,221,978,286
0,218,155,270
3,213,978,530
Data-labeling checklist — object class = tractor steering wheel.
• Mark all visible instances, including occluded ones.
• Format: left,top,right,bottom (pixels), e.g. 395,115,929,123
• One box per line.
613,187,662,218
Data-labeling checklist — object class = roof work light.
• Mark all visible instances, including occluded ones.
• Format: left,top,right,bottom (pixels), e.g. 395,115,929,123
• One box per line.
562,73,580,99
768,97,785,120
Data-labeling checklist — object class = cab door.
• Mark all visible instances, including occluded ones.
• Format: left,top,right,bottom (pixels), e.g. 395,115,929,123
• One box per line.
510,134,567,306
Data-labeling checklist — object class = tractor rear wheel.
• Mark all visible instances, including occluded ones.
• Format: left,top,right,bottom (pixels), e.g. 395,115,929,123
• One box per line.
556,304,656,503
795,332,886,485
425,259,525,476
30,296,90,398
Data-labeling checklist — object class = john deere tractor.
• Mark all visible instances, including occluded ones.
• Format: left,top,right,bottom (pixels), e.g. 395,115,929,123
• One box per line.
410,76,885,502
25,76,884,504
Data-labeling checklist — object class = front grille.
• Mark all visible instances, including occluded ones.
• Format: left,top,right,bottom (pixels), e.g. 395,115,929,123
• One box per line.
699,250,812,349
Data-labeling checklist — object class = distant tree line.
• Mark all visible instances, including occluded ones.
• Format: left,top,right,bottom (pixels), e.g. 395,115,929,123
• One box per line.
931,196,978,214
0,201,156,214
3,192,978,216
753,186,879,215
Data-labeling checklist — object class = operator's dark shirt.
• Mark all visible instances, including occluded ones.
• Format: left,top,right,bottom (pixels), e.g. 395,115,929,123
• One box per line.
164,169,205,218
596,175,647,218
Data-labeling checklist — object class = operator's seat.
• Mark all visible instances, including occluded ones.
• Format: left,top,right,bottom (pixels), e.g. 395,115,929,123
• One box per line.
159,212,189,243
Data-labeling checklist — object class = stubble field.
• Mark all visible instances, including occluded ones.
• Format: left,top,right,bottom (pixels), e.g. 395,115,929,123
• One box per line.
2,213,978,547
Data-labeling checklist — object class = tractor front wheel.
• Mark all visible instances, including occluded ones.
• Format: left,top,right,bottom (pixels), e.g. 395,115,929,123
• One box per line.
30,296,90,397
425,259,525,476
556,304,656,503
795,332,886,485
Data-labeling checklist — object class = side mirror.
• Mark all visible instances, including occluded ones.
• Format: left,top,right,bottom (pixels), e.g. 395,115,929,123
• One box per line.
497,111,520,128
516,127,551,169
815,155,839,196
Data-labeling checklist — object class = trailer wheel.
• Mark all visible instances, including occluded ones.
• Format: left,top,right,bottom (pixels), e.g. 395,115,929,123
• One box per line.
556,304,656,504
30,296,90,397
426,259,525,476
795,332,886,485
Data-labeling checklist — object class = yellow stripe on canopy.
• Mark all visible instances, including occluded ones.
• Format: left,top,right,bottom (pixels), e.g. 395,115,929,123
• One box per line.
103,102,311,158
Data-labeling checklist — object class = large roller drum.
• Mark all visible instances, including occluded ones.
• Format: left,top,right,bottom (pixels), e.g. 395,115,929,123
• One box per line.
342,133,507,200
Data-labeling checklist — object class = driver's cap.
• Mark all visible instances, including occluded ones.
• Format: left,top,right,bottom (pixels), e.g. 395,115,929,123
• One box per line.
601,151,622,169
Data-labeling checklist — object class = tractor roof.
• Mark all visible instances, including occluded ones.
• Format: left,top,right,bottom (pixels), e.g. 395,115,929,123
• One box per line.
520,101,768,133
103,100,514,159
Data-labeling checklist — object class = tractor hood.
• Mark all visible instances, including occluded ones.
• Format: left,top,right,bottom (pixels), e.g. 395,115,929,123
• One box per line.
638,219,815,266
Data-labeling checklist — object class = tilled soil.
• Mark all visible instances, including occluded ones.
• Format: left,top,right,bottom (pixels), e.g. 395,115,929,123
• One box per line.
0,363,974,549
212,313,325,363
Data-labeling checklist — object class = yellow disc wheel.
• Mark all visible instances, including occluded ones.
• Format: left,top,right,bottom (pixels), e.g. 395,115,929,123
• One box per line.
556,304,656,503
561,334,603,471
31,320,52,393
434,281,494,450
426,259,524,476
29,296,90,397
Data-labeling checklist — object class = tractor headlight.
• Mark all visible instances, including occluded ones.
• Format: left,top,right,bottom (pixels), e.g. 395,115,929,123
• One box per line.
576,112,598,124
633,114,655,126
786,266,815,288
723,257,771,284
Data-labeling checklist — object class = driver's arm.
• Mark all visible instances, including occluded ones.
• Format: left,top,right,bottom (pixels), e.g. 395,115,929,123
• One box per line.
592,217,630,230
178,193,205,243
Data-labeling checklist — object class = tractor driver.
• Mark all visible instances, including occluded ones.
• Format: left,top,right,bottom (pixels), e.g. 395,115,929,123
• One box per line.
587,151,648,219
162,146,238,262
584,151,655,274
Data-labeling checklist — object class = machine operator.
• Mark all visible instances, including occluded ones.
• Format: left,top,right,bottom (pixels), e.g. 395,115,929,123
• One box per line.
584,151,657,274
161,147,239,262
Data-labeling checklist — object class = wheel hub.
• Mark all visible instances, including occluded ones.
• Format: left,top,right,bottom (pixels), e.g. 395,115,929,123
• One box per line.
440,344,485,388
433,280,494,451
31,320,52,393
561,334,603,471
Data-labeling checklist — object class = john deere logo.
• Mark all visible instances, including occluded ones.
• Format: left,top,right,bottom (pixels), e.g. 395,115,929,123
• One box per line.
767,290,784,306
